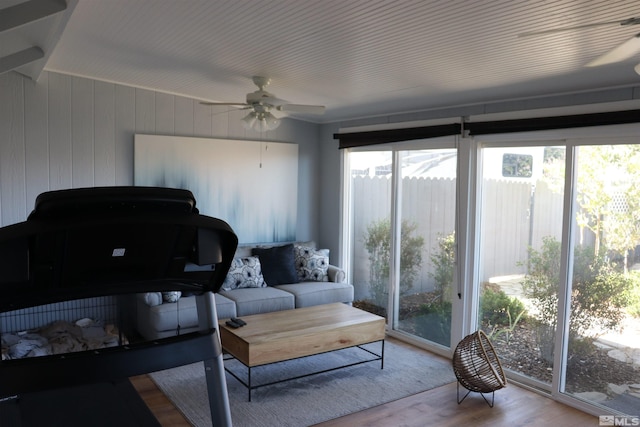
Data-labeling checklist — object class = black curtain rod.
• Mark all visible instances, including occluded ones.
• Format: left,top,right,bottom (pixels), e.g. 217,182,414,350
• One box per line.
333,109,640,148
466,109,640,135
334,123,461,149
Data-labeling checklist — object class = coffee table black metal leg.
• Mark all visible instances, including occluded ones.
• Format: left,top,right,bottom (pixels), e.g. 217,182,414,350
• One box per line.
381,339,385,369
248,366,252,402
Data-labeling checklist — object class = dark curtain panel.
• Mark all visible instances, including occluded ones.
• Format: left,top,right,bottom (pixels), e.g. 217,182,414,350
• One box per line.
334,123,461,149
466,109,640,135
333,110,640,148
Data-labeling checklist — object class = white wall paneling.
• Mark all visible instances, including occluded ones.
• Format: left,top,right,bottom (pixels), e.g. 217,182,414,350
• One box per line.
71,76,94,188
135,88,155,135
193,101,212,137
174,96,194,136
114,85,135,186
154,92,174,136
93,80,116,186
24,72,49,209
0,72,27,226
48,71,72,191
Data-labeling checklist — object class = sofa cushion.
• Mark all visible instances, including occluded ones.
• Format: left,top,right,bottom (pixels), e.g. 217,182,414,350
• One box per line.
214,293,237,319
252,244,298,286
136,293,237,339
294,245,329,282
139,295,200,334
143,292,163,307
219,287,295,316
275,282,354,308
221,256,266,290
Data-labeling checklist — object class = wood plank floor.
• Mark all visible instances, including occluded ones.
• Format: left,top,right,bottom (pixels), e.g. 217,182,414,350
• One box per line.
131,374,191,426
312,381,597,427
131,337,598,427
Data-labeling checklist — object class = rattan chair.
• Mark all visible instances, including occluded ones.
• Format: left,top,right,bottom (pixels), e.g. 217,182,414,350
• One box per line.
452,330,507,407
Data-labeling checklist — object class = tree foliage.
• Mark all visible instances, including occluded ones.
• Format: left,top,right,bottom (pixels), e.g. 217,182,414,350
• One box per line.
521,236,633,360
541,145,640,270
576,145,640,266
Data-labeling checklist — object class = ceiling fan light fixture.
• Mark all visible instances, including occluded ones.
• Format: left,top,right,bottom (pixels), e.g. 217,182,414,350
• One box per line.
262,111,280,131
241,111,258,130
635,62,640,75
242,110,280,132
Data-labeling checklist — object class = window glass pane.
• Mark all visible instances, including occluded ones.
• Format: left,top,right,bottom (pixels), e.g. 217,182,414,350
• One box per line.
478,146,565,388
564,144,640,416
395,149,456,347
350,151,392,320
502,153,533,178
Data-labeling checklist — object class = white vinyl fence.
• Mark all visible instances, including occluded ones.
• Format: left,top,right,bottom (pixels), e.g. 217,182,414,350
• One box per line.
351,176,566,300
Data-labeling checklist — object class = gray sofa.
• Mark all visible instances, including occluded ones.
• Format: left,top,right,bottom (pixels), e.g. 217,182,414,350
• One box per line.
136,242,353,340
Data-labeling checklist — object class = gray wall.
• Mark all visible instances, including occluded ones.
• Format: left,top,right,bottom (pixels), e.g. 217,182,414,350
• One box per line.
318,122,342,256
0,70,321,243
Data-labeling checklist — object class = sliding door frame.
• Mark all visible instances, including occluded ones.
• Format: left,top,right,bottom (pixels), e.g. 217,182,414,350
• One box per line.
340,122,640,417
472,125,640,416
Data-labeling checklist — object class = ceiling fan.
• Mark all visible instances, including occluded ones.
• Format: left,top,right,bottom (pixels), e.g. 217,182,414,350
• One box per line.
200,76,325,131
518,16,640,71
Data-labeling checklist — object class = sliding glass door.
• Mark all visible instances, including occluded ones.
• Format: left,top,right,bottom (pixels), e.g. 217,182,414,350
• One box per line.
477,145,565,388
343,126,640,417
394,148,457,347
346,144,457,349
562,143,640,415
475,141,640,416
348,151,393,320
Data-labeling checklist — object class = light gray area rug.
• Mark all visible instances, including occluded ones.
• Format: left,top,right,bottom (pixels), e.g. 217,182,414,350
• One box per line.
150,340,455,427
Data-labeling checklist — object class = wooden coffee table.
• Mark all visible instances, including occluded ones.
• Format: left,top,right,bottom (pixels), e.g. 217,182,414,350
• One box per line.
219,303,385,400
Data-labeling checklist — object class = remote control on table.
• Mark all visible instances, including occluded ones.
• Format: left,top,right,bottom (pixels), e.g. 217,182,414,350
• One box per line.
225,319,241,328
231,317,246,326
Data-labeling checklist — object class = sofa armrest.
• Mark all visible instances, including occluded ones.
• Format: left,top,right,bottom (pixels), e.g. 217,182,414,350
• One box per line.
327,264,346,283
138,292,163,307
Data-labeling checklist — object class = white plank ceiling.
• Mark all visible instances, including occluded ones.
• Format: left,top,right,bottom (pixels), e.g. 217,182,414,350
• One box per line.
9,0,640,121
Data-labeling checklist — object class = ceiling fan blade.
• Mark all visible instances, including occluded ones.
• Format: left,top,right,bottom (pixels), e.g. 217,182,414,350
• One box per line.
586,33,640,66
199,101,249,107
255,94,288,105
518,17,640,38
276,104,326,114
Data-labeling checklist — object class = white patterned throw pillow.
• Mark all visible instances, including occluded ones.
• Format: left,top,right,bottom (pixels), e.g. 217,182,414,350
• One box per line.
294,245,329,282
162,291,182,303
222,256,266,290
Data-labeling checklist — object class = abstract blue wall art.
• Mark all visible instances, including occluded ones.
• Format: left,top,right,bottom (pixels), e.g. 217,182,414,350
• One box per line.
134,135,298,244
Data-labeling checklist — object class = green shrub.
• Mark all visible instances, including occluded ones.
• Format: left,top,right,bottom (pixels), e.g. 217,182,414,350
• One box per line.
621,270,640,318
428,232,455,303
570,244,633,337
364,218,424,308
521,236,634,360
415,301,452,346
480,285,527,327
568,336,596,359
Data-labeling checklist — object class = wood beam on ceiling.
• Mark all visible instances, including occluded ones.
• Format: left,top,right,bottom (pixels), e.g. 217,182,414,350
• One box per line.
0,46,44,74
0,0,67,33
